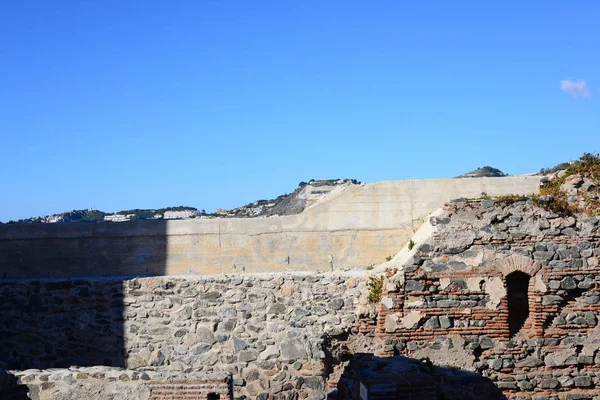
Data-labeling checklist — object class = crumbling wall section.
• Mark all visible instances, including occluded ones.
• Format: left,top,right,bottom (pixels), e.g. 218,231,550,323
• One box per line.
372,199,600,399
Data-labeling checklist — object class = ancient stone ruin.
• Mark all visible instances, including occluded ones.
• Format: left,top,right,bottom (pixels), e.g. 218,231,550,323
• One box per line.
2,162,600,399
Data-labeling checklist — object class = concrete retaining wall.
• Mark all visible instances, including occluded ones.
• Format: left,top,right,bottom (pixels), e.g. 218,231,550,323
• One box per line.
0,176,541,278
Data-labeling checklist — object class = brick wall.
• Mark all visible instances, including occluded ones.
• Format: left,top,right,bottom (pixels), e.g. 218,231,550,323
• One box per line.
148,378,231,400
367,200,600,399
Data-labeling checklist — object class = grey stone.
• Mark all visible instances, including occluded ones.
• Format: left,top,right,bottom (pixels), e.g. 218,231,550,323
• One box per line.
203,291,222,300
578,278,595,289
430,216,451,225
558,376,574,388
266,303,286,315
438,229,476,254
303,377,324,390
534,251,555,261
238,350,259,362
538,378,560,389
479,337,494,350
558,248,580,259
174,328,188,337
542,295,563,306
548,260,566,268
417,243,432,253
481,199,495,208
281,340,308,359
447,262,468,271
496,381,518,390
328,298,344,311
429,263,449,272
437,300,460,308
573,376,592,387
561,277,578,290
581,249,594,258
232,336,248,352
548,280,561,289
180,288,198,298
545,348,578,367
405,280,425,292
149,349,165,366
148,326,170,336
424,316,440,329
517,380,534,390
578,355,594,364
515,356,542,368
439,316,452,329
217,319,237,332
196,327,216,344
491,358,503,371
173,305,192,321
190,342,211,355
582,311,596,325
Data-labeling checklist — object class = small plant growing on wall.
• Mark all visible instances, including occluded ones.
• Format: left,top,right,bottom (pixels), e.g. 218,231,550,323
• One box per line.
385,255,393,262
366,264,374,270
368,275,384,303
408,239,416,251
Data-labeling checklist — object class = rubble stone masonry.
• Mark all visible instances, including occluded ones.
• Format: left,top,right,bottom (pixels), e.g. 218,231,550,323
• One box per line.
5,195,600,399
369,199,600,400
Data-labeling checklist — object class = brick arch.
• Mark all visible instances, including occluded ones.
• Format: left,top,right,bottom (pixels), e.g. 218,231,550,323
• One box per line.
496,254,544,339
497,255,541,277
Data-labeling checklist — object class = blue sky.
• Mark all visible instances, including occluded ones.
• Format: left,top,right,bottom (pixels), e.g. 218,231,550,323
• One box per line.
1,1,599,221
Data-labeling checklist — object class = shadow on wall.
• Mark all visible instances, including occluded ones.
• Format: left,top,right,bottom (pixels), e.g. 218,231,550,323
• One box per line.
0,370,30,399
0,219,168,370
335,353,506,400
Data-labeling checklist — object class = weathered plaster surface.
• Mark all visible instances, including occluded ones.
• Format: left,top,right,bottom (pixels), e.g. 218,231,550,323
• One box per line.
0,176,540,278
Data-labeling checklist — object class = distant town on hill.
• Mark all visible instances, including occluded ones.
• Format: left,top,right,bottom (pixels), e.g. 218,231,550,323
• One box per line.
6,206,205,225
4,179,359,224
3,158,578,224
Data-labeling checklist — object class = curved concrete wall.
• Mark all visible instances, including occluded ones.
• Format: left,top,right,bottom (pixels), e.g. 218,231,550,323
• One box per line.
0,176,541,278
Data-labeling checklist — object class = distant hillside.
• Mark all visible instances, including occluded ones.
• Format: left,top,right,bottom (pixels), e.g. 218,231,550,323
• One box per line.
455,166,507,178
6,206,202,224
212,179,360,218
4,179,361,223
538,161,572,176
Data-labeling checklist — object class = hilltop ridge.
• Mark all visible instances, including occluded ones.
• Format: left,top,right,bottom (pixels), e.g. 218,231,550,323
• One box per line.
5,154,589,224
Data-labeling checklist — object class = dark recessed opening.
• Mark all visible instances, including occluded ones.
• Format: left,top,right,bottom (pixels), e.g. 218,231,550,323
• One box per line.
506,271,530,337
207,393,220,400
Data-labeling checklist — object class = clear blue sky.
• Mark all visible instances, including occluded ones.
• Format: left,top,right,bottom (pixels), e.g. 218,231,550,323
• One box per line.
1,1,599,222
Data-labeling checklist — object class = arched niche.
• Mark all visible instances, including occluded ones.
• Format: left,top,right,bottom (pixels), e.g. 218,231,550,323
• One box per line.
505,271,531,337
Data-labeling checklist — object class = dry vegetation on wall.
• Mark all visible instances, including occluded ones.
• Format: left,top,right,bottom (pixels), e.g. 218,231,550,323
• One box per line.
494,152,600,216
367,275,384,302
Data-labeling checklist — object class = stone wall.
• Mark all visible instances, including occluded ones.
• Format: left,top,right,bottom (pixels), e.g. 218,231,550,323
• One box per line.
0,176,541,278
6,196,600,399
369,199,600,399
2,273,370,399
12,369,231,400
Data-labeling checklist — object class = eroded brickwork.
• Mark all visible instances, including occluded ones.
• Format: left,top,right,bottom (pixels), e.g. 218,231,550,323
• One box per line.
372,199,600,399
148,378,231,400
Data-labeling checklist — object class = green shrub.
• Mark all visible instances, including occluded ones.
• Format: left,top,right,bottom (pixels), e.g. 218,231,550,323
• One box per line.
534,152,600,216
368,275,384,303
